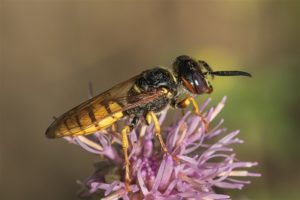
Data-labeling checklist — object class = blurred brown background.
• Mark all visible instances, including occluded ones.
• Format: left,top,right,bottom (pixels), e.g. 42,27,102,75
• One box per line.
1,0,300,199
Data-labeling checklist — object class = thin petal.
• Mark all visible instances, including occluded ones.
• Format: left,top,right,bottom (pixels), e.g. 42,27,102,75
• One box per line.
158,156,174,191
137,167,149,195
152,155,168,191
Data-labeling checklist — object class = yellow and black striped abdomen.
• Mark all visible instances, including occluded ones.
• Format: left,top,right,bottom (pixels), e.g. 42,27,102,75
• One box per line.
46,101,124,138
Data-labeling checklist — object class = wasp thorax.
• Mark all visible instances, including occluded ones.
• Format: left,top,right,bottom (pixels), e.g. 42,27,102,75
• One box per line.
136,68,176,92
173,55,213,95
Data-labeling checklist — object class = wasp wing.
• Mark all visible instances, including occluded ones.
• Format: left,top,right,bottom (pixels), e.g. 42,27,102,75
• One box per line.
46,76,166,138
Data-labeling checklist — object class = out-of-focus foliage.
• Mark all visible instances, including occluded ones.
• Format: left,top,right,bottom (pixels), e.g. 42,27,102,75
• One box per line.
1,1,299,200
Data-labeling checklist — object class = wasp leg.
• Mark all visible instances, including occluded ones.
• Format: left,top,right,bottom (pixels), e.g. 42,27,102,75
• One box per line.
120,117,139,192
146,111,168,153
111,123,117,132
110,124,118,145
181,109,186,117
121,125,131,192
146,112,183,164
177,97,209,132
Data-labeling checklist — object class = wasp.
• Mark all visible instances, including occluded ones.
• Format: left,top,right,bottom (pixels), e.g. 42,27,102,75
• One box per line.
46,55,251,189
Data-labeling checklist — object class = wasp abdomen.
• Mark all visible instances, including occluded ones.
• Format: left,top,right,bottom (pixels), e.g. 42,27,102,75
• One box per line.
46,101,124,138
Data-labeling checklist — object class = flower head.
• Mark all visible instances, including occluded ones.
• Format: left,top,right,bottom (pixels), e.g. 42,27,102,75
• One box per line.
65,97,260,200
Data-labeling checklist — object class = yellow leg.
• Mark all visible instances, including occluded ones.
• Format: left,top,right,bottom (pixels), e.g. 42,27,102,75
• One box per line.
109,124,117,144
121,125,131,191
146,112,168,153
178,97,209,132
111,123,117,132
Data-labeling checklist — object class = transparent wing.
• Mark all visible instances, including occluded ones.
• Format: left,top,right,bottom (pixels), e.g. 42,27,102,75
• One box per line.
46,76,166,138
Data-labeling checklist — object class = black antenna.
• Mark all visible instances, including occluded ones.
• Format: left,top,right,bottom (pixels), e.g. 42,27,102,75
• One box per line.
204,71,252,77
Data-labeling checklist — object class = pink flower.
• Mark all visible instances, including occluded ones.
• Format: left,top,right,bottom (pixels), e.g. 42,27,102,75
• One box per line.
65,97,260,200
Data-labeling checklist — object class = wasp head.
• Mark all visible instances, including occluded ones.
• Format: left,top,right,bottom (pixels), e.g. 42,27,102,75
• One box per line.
173,55,213,94
173,55,252,95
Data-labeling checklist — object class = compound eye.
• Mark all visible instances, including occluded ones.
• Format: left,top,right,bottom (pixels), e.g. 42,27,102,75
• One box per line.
192,72,211,94
182,77,197,93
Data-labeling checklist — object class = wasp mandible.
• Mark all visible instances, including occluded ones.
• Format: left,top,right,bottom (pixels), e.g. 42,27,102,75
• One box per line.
46,55,251,189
